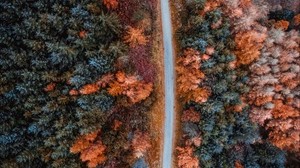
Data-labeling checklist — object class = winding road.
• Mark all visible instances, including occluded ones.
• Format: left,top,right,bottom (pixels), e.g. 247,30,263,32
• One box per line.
161,0,175,167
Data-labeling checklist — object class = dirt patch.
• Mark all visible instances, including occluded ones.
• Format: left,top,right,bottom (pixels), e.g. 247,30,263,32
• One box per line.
170,0,185,167
147,1,164,167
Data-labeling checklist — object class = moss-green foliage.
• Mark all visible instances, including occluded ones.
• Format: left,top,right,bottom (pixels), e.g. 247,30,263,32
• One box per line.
178,4,286,168
0,1,123,167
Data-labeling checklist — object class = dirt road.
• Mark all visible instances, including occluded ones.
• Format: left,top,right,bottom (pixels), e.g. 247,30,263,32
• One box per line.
161,0,175,167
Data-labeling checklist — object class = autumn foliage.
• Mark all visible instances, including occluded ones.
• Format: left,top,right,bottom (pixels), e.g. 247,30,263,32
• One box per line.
79,84,100,95
108,71,153,103
181,108,201,123
124,27,148,47
103,0,118,10
176,145,199,168
199,0,223,16
294,14,300,26
274,20,289,30
79,30,87,39
234,30,267,65
131,131,151,158
44,82,56,92
266,100,299,154
70,130,107,168
176,48,211,103
248,25,300,155
222,0,268,65
234,161,244,168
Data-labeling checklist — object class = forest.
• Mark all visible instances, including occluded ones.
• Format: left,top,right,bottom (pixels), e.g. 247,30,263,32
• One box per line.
175,0,299,168
0,0,299,168
1,0,159,167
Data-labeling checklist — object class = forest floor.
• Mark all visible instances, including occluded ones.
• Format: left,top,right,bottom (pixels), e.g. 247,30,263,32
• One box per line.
147,0,164,167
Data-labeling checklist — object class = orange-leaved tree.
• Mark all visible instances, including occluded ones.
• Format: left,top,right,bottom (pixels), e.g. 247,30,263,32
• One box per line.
248,28,300,156
79,84,99,95
108,71,153,103
222,0,268,65
176,145,199,168
44,82,56,92
294,14,300,26
235,161,244,168
199,0,223,16
124,27,148,47
234,30,267,65
176,48,211,103
266,100,299,154
274,20,289,31
103,0,118,10
70,130,107,168
68,73,114,96
131,131,151,158
181,108,201,123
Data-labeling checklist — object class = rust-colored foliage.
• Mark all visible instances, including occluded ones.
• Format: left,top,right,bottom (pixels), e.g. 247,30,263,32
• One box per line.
103,0,118,10
176,145,199,168
124,27,148,47
69,73,114,96
96,73,114,88
131,131,151,158
271,100,299,119
79,30,87,39
266,100,299,154
181,108,201,123
176,48,211,103
294,14,300,26
79,84,99,95
223,0,268,32
223,0,268,66
232,97,247,112
70,130,106,168
248,28,300,155
70,130,99,154
200,0,223,16
191,136,202,147
234,31,267,65
184,88,211,104
112,120,122,131
274,20,289,30
69,89,79,96
44,82,56,92
235,161,244,168
205,46,215,55
108,71,153,103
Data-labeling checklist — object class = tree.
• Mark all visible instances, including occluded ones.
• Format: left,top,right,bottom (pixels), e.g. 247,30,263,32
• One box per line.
176,48,211,103
44,82,56,92
294,14,300,26
70,130,107,168
248,20,300,157
124,27,148,47
234,161,243,168
131,131,151,158
108,71,153,103
234,31,267,65
79,84,100,95
176,145,199,168
274,20,289,30
181,108,201,123
103,0,119,10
